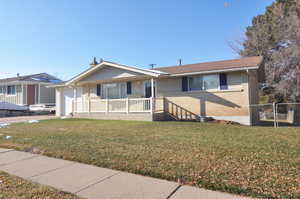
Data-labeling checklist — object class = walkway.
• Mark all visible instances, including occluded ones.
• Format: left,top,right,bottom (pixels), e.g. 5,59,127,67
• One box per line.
0,148,252,199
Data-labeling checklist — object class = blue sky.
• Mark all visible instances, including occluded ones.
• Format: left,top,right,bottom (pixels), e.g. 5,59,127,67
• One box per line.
0,0,274,80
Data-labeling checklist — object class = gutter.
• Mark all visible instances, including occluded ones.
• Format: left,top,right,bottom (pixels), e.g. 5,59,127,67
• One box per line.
163,66,259,77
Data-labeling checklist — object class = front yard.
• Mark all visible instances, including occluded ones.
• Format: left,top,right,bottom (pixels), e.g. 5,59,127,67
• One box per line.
0,119,299,199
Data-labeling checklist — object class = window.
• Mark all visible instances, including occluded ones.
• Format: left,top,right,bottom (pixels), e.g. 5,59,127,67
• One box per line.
144,80,156,98
188,76,203,91
0,86,4,94
7,85,16,95
203,74,219,90
96,84,101,96
127,82,132,95
220,73,228,90
186,74,227,91
101,83,127,99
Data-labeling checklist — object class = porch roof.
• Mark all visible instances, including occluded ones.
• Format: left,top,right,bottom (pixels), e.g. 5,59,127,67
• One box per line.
64,61,167,86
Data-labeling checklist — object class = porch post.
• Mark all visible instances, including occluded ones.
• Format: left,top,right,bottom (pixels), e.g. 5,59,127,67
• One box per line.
151,78,155,114
73,87,77,114
88,87,91,115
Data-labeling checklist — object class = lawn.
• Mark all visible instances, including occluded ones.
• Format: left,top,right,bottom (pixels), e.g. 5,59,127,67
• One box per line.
0,171,80,199
0,119,299,199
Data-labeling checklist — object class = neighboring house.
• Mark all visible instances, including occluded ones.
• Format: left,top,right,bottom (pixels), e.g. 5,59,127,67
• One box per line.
54,56,262,125
0,73,61,106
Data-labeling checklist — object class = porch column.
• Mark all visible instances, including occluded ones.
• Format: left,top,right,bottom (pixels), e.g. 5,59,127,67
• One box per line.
151,78,155,114
88,87,91,115
73,87,77,114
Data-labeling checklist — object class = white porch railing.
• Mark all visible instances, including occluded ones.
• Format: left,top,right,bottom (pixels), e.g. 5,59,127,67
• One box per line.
73,98,153,114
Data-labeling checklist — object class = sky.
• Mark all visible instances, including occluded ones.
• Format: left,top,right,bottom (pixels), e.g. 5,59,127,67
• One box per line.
0,0,274,80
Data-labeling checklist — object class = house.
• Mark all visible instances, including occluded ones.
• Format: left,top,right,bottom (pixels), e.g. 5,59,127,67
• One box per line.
0,73,61,106
54,56,262,125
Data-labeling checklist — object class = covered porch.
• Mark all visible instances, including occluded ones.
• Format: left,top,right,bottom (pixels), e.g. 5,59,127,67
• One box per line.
71,76,165,120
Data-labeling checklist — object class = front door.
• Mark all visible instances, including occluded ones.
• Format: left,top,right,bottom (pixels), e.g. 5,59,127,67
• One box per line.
27,85,36,105
144,81,155,98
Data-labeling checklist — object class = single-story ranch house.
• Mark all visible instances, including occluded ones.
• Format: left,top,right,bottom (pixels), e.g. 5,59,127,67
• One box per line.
0,73,61,106
54,56,262,125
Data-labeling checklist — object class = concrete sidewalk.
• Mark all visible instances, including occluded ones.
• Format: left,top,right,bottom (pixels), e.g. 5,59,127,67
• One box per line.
0,149,252,199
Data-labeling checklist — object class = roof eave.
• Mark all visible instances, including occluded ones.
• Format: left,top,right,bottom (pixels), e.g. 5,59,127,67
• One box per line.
161,66,260,77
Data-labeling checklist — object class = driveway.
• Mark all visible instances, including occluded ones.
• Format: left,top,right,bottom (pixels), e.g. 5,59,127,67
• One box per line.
0,115,57,124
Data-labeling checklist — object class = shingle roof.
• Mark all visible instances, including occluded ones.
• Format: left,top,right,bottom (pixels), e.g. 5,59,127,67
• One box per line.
153,56,263,75
0,73,62,83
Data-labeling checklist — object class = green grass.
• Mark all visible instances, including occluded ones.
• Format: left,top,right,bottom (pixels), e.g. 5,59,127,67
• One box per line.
0,171,80,199
0,119,299,199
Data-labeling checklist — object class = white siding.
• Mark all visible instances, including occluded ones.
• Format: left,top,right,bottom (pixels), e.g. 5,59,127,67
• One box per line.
80,66,141,83
0,85,23,105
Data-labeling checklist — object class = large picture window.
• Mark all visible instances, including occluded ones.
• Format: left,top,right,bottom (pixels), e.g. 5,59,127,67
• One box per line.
188,76,203,91
101,83,127,99
7,85,16,95
187,74,227,91
203,74,219,90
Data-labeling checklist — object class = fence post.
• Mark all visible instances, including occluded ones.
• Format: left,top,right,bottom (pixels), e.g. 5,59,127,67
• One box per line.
273,102,277,128
126,98,129,114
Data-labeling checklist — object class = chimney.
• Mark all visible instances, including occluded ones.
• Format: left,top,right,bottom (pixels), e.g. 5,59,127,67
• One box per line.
179,59,182,66
90,57,99,67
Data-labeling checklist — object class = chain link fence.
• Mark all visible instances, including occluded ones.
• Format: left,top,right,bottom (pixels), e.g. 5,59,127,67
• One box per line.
249,103,276,127
249,103,300,127
276,103,300,127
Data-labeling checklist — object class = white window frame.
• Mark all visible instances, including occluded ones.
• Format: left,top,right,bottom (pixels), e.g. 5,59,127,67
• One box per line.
7,85,16,96
188,74,220,91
